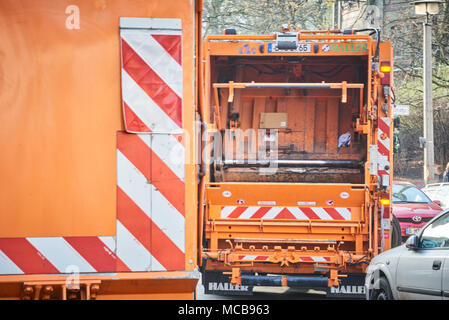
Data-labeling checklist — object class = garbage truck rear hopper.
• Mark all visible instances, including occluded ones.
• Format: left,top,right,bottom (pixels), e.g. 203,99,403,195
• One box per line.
199,28,400,297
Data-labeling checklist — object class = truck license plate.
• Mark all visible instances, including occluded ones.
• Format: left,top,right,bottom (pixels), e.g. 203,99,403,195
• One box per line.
297,43,311,52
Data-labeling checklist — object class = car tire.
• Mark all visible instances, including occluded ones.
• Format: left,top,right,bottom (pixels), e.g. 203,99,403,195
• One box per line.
390,214,402,248
369,276,394,300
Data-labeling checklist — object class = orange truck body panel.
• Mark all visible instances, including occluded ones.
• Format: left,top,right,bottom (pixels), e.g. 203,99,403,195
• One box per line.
200,30,394,290
0,0,202,299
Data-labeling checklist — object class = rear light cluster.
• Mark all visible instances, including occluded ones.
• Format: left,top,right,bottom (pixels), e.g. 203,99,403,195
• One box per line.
380,61,391,85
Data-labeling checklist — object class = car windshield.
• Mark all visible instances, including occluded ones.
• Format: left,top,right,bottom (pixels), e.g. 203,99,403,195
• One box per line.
422,185,449,209
392,184,432,204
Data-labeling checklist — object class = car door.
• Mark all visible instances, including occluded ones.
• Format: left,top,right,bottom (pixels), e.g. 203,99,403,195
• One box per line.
396,211,449,300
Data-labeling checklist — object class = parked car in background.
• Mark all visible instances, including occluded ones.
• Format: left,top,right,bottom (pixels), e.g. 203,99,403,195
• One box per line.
365,209,449,300
392,181,443,243
422,183,449,210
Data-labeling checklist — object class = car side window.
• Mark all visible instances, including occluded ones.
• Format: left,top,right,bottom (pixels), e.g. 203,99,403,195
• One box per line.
419,212,449,248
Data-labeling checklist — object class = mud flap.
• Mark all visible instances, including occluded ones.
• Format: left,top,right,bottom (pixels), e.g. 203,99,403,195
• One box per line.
326,274,365,299
202,271,254,296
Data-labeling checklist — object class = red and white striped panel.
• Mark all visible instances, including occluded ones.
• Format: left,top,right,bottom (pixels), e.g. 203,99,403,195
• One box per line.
377,117,391,177
0,236,119,275
120,18,183,134
221,206,352,221
116,132,185,272
238,255,270,262
237,255,331,262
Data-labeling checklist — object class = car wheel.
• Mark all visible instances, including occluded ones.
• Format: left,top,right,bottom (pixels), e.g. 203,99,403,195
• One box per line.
369,276,394,300
391,214,402,248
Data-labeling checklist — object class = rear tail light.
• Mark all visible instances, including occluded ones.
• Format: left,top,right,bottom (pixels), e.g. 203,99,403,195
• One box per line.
380,61,391,85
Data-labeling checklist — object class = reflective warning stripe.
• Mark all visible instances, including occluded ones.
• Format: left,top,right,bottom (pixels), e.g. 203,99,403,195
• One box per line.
378,117,391,176
120,26,183,133
238,255,269,261
221,207,352,221
237,255,331,262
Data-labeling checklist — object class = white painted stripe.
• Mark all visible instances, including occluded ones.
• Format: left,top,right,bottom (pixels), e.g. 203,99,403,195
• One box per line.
312,257,328,262
287,207,309,220
221,206,236,218
150,183,185,253
239,206,261,219
0,250,24,275
311,207,333,220
262,207,284,219
121,31,182,97
335,208,352,220
26,238,96,273
116,221,154,272
99,236,116,253
117,150,185,253
137,134,185,182
241,255,258,261
122,70,182,134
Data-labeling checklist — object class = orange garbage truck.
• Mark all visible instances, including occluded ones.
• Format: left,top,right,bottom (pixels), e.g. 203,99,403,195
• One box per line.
0,0,202,299
199,27,401,298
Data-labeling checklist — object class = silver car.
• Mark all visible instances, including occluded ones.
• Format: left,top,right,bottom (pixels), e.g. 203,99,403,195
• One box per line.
365,209,449,300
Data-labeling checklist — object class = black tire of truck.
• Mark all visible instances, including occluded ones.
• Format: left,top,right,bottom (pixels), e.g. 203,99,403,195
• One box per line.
369,276,394,300
390,214,402,248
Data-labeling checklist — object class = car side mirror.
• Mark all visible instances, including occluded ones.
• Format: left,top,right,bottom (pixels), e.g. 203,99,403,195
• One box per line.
433,200,442,206
406,235,419,250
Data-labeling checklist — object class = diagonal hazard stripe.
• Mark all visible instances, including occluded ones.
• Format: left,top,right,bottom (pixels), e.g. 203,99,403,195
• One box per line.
151,34,182,66
117,188,184,271
274,208,296,219
117,132,151,179
115,221,153,272
378,118,391,139
299,257,314,262
0,250,23,274
122,32,182,97
123,101,151,133
64,237,117,273
335,208,352,220
249,207,271,219
221,206,236,218
323,208,346,220
300,207,321,220
121,70,181,133
121,38,182,129
117,149,185,253
117,132,185,216
0,238,59,274
287,207,309,220
228,207,248,218
26,238,96,273
378,142,390,159
98,237,131,272
138,133,185,182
